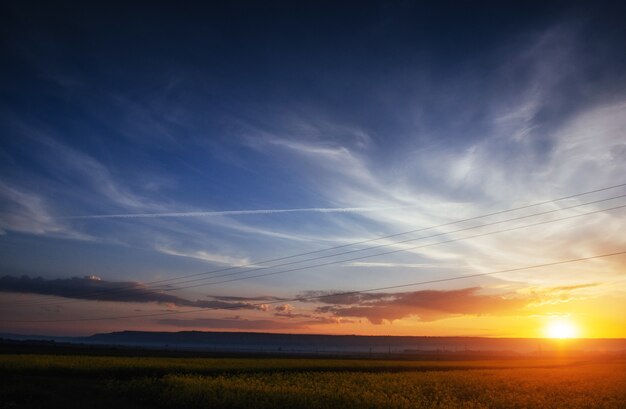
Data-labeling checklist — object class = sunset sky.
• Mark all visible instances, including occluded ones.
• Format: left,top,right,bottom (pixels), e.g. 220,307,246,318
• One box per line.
1,1,625,338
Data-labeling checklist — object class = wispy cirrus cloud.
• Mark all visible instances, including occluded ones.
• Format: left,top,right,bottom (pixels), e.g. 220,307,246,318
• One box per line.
231,26,626,286
57,205,409,220
155,245,253,267
2,3,626,336
29,135,151,211
0,180,90,240
346,262,461,269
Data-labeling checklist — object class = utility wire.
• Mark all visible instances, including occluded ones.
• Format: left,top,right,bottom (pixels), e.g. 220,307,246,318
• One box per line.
149,203,626,289
17,199,626,305
13,182,625,305
20,200,626,307
121,194,626,288
7,250,625,323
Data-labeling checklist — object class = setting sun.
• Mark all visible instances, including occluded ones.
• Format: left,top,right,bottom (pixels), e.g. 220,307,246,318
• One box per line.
545,318,580,339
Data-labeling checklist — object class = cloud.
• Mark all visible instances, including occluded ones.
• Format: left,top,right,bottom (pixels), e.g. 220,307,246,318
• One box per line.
0,180,89,239
158,317,304,330
346,262,460,268
158,315,343,330
205,294,288,302
33,136,150,210
155,245,252,267
191,299,269,311
0,275,268,311
274,303,294,313
57,205,408,220
2,11,626,337
547,283,600,292
305,288,529,324
519,282,602,307
272,309,349,324
298,290,385,306
233,21,626,255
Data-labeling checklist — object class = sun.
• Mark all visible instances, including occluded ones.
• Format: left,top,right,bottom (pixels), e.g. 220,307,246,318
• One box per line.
545,318,580,339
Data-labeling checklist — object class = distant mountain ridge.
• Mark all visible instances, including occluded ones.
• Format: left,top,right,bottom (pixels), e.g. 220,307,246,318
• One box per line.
3,330,626,354
86,330,626,354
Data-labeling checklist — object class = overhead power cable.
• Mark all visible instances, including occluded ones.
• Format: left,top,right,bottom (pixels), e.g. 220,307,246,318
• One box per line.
145,203,626,290
19,200,626,307
124,195,626,288
14,182,625,305
7,250,625,323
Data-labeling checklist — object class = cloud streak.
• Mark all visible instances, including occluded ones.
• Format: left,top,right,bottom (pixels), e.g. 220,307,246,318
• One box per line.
57,205,411,220
2,3,626,336
0,180,89,239
158,316,339,330
155,245,253,267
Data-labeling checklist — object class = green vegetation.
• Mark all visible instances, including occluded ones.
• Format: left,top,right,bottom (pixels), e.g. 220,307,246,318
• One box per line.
2,352,625,408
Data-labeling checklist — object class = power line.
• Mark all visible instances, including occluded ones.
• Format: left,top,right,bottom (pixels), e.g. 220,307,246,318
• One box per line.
20,194,626,305
152,203,626,289
128,195,626,288
14,200,626,305
7,250,625,323
14,182,625,305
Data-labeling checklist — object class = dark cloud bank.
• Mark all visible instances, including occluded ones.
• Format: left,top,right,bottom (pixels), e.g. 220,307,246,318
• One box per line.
302,288,528,324
0,275,271,311
1,275,540,326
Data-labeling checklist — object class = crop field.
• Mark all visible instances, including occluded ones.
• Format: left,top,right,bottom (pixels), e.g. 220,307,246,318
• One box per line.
2,352,626,408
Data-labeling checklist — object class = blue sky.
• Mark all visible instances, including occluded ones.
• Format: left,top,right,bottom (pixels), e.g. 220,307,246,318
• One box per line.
1,1,626,336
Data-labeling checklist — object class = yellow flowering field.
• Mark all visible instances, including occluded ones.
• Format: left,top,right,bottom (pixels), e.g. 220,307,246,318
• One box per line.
2,353,625,408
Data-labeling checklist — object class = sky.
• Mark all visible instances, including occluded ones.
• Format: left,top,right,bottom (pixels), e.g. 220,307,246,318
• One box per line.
1,1,625,338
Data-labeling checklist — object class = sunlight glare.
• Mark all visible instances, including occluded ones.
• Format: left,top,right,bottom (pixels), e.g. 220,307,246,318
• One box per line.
545,318,579,339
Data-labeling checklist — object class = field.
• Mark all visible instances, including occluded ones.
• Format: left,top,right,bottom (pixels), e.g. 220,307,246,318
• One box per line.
2,349,626,408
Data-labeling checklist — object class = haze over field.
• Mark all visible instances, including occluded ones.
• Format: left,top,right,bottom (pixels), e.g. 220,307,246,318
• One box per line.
1,1,626,339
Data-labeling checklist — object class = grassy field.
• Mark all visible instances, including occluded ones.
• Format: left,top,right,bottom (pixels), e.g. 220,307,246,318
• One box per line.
2,351,626,408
